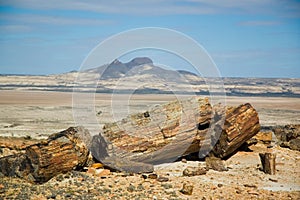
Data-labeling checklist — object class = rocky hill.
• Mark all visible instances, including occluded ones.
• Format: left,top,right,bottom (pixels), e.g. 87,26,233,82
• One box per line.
0,57,299,97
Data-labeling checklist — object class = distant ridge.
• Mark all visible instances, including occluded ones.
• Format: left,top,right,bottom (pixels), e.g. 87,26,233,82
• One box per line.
0,57,299,97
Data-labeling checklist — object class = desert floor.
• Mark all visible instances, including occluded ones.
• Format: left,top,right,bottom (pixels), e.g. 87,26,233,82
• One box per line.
0,90,299,199
0,90,299,139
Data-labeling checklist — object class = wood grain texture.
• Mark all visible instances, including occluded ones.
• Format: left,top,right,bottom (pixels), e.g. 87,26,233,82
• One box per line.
0,127,91,183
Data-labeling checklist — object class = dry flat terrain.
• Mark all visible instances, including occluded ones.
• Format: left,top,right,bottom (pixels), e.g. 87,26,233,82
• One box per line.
0,90,299,199
0,90,299,139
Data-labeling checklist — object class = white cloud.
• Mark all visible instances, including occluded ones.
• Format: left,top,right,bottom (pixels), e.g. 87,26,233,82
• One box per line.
0,13,114,26
1,0,299,16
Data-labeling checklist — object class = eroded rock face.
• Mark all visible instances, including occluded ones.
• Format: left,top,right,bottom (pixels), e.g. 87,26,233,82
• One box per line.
272,124,300,151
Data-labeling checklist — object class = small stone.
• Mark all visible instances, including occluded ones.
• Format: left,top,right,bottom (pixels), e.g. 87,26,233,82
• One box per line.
97,169,110,177
269,178,278,182
181,158,187,163
65,193,71,198
0,184,5,194
49,194,56,199
148,173,158,179
248,190,259,195
244,184,257,188
205,156,228,172
87,167,96,175
92,163,104,169
217,183,223,188
161,184,172,189
183,166,207,176
236,189,242,194
56,174,64,182
137,184,144,191
180,183,193,195
142,174,148,179
157,176,169,182
127,185,135,192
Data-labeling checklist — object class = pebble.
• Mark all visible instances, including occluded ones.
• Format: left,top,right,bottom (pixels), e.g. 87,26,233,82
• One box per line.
0,184,5,194
269,178,278,182
157,176,169,182
181,158,187,163
127,185,135,192
183,166,207,176
161,184,172,189
205,156,228,172
180,183,194,195
148,173,158,179
97,169,110,177
247,190,259,195
244,184,257,188
91,163,104,169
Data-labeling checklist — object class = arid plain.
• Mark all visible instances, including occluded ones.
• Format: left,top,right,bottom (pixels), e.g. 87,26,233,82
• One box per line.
0,90,299,139
0,90,299,199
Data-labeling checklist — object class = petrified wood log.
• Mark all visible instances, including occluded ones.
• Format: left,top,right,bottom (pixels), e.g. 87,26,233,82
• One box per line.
212,103,261,158
91,97,260,171
259,152,276,175
0,127,91,183
91,97,212,167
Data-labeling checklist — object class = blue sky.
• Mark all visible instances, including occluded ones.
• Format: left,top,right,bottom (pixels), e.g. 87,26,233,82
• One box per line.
0,0,299,77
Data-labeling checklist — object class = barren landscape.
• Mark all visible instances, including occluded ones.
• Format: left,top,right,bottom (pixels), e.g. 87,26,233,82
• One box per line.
0,89,299,199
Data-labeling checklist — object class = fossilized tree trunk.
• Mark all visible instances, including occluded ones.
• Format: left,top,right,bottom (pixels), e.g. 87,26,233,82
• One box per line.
0,127,91,183
259,152,276,175
212,103,261,158
91,97,260,168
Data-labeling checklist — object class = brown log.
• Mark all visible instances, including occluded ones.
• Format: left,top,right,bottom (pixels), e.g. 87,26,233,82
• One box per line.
0,127,91,183
212,103,261,158
91,97,260,170
259,152,276,175
91,97,212,166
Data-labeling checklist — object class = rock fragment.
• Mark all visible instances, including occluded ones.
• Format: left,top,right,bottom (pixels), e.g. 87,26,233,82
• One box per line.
205,156,228,172
180,183,193,195
183,166,207,176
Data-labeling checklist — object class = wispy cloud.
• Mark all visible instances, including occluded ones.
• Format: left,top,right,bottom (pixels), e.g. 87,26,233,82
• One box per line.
1,0,300,17
0,14,114,26
0,25,32,33
238,20,281,27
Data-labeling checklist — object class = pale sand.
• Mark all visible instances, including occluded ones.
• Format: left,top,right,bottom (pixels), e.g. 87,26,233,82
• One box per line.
0,90,299,138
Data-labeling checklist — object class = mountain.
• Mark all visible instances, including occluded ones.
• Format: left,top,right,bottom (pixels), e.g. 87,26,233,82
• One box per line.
85,57,198,83
0,57,299,97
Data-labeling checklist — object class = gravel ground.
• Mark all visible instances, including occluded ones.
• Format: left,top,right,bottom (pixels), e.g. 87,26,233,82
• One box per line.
1,143,299,200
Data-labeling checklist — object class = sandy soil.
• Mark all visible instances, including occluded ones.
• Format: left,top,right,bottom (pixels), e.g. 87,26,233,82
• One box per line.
0,90,299,199
0,90,299,139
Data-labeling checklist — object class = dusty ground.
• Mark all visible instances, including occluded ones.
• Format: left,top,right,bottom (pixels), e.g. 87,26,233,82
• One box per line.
0,143,299,199
0,90,299,139
0,90,299,199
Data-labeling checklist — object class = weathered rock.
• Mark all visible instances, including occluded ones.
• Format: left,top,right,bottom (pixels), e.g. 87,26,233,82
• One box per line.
99,156,154,173
157,176,169,182
0,136,40,151
180,183,194,195
183,166,207,176
91,163,103,169
91,97,260,173
252,131,273,144
205,156,228,172
259,152,276,175
212,103,260,158
0,127,91,183
91,97,213,165
272,124,300,151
